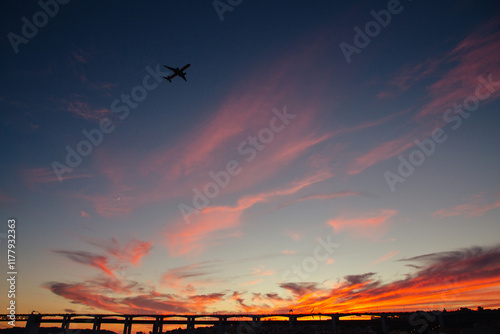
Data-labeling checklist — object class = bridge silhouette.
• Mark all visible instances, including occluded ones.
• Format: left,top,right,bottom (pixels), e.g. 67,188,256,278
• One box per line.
0,312,445,334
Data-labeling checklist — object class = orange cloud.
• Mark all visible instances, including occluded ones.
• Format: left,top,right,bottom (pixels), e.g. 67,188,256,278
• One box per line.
233,245,500,314
45,245,500,314
45,280,224,314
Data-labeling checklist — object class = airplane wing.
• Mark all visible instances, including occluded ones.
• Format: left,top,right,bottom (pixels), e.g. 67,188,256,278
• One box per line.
163,65,176,71
180,74,187,82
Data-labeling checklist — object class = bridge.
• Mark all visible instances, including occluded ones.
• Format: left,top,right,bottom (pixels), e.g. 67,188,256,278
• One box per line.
0,312,445,334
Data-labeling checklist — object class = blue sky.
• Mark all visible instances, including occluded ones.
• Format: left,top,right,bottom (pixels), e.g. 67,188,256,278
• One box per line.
1,0,500,316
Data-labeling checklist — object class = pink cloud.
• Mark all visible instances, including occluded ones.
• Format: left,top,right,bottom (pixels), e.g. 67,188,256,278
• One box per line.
376,90,393,99
161,262,220,293
347,135,416,175
433,192,500,218
166,172,329,257
250,266,275,276
240,279,263,286
77,34,346,219
71,49,90,64
0,193,16,204
278,191,364,210
285,231,301,242
413,19,500,120
85,237,153,266
81,210,90,218
64,97,112,121
53,250,116,278
327,209,398,239
371,251,399,266
23,167,91,187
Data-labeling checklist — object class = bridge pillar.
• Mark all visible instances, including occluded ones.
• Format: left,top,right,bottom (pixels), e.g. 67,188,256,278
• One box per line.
331,315,339,330
187,317,195,331
152,316,163,334
92,316,102,331
123,316,133,334
24,314,41,334
61,315,71,330
251,317,261,334
288,315,297,328
380,315,388,333
218,317,227,334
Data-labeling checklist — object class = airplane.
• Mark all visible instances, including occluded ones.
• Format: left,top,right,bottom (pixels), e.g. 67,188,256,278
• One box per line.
163,64,190,82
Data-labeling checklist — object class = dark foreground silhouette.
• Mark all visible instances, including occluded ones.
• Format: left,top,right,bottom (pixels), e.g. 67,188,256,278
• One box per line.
1,309,500,334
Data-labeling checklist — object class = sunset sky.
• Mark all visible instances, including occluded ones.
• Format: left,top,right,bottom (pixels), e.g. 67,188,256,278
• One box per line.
1,0,500,318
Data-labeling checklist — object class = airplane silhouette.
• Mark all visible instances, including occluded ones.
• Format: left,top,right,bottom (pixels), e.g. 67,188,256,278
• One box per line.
163,64,190,82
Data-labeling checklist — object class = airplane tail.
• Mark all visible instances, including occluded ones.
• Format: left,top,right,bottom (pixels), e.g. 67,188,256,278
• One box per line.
163,76,172,83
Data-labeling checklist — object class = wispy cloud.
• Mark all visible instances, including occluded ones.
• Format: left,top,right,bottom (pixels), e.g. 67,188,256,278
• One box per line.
85,237,153,265
165,173,330,257
53,250,116,278
382,16,500,121
347,135,415,175
327,209,398,239
23,167,91,187
64,98,112,121
433,192,500,218
161,261,220,293
278,191,364,210
71,49,91,64
53,237,153,278
0,193,16,205
370,251,399,266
